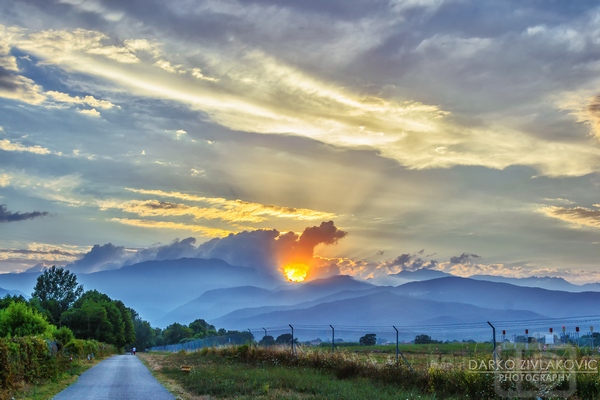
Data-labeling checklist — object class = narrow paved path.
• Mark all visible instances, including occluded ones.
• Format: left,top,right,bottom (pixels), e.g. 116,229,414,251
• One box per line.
54,354,175,400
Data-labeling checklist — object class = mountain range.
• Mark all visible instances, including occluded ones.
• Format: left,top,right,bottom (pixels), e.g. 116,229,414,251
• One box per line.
1,258,599,341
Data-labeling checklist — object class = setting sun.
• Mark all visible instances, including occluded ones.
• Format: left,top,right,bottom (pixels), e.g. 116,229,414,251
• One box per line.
283,262,309,282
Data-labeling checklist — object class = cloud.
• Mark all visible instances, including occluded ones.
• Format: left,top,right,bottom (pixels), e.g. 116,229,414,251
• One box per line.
0,243,81,265
6,172,86,206
0,66,45,105
66,243,127,273
285,226,346,273
196,229,281,271
191,68,218,82
46,90,117,109
586,95,600,139
449,252,481,264
197,221,348,277
385,250,438,272
0,139,52,155
4,24,600,177
127,237,199,265
113,189,337,222
77,108,101,117
0,173,10,187
109,217,233,237
540,205,600,228
0,204,49,222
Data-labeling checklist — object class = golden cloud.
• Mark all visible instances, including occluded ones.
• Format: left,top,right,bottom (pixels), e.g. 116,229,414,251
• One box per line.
121,189,337,221
539,205,600,228
46,90,117,109
0,174,10,187
0,139,51,155
110,217,232,237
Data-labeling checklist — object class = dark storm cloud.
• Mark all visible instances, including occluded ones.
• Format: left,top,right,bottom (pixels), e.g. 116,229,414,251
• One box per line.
0,204,49,222
450,252,481,264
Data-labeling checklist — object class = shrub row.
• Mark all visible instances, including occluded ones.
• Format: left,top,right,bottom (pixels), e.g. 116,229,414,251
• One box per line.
0,336,116,396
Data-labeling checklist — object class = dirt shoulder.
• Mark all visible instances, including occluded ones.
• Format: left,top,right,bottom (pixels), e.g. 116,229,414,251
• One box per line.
138,352,209,400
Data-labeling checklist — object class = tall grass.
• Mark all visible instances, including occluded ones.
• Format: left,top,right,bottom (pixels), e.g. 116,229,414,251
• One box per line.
160,346,438,399
156,344,600,399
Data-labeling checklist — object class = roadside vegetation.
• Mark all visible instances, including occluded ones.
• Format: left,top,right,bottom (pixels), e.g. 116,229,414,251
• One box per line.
145,342,600,399
0,266,142,399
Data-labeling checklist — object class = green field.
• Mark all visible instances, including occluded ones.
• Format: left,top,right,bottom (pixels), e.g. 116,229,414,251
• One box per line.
143,343,600,400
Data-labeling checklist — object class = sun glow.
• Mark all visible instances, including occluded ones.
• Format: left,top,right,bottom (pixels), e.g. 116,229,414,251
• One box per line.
283,262,309,283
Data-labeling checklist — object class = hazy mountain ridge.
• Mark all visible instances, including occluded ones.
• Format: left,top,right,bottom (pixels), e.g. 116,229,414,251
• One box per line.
159,275,376,326
2,260,600,332
468,274,583,292
213,290,546,332
392,277,600,318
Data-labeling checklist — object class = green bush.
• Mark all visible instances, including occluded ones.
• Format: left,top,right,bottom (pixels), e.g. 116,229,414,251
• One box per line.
0,302,53,338
52,326,75,349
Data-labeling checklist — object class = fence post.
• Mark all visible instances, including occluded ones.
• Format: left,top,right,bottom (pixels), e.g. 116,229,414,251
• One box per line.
393,325,399,365
330,325,335,353
393,326,414,372
289,324,295,355
487,321,497,368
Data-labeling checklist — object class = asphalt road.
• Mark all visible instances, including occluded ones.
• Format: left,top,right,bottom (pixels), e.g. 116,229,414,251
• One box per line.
53,355,175,400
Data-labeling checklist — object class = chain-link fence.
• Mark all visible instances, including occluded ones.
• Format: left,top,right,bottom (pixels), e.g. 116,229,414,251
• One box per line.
151,315,600,354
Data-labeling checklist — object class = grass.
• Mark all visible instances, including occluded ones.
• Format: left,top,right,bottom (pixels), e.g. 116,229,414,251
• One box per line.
5,356,111,400
143,347,453,400
143,343,600,400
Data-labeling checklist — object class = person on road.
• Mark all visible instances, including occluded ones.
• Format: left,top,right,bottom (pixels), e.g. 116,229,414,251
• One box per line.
132,347,136,355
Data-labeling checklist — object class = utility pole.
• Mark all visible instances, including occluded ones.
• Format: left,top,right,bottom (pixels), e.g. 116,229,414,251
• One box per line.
262,327,267,343
248,329,252,348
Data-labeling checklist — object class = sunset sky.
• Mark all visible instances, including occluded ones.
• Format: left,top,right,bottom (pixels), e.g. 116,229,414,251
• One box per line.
1,0,599,283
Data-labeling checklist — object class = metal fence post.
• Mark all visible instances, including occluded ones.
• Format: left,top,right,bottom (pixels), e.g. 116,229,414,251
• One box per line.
289,324,295,355
330,325,335,353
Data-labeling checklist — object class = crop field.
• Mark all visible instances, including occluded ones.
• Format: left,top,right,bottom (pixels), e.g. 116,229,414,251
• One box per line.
142,342,600,399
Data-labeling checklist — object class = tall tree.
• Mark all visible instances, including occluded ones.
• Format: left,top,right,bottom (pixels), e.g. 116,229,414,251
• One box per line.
60,290,134,348
31,266,83,325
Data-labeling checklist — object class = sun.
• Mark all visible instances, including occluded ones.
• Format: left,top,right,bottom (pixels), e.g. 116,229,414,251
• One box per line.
283,262,309,283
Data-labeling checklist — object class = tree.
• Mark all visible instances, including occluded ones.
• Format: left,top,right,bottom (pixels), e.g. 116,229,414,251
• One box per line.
189,318,216,338
0,301,53,338
133,318,155,350
259,335,275,346
32,266,83,325
163,323,192,345
359,333,376,346
275,333,293,345
0,294,27,310
414,334,434,344
60,290,134,348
